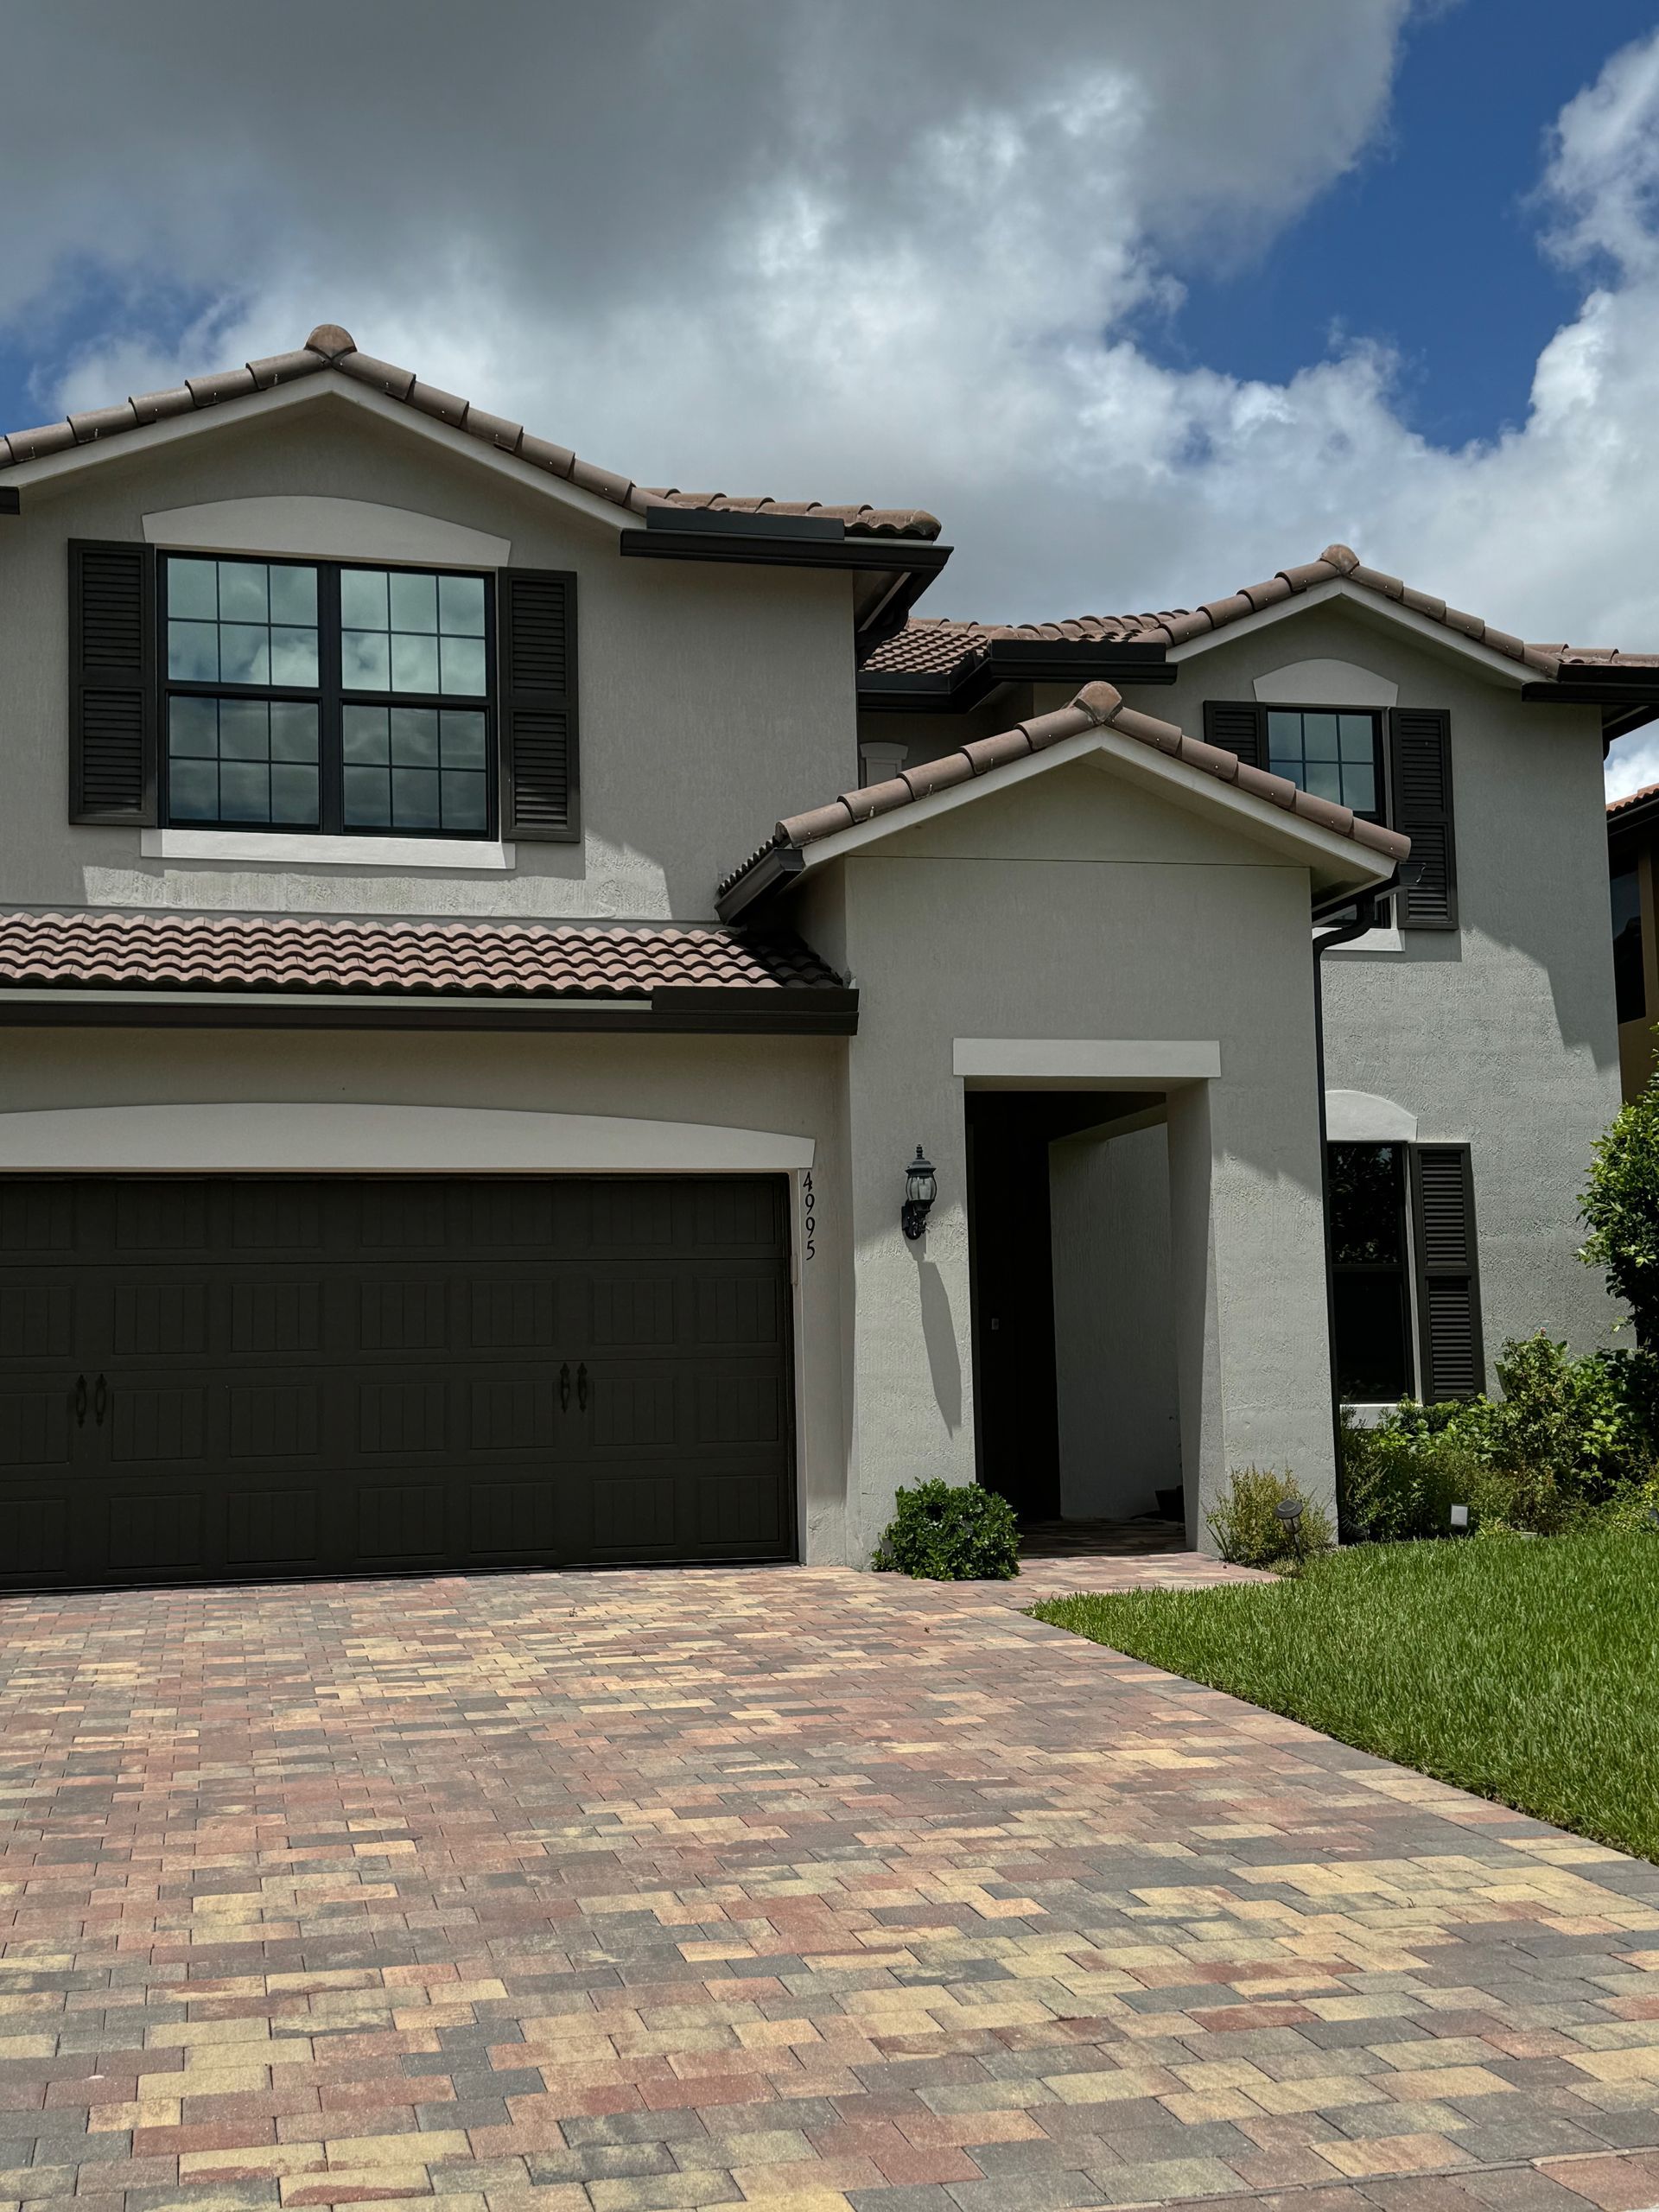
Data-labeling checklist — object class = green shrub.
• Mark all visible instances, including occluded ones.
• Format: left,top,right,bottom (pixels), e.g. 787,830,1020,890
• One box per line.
1580,1072,1659,1342
1337,1405,1485,1541
1205,1467,1332,1570
872,1480,1020,1580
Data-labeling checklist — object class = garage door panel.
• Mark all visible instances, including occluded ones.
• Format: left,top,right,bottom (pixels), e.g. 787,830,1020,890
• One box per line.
357,1378,450,1456
357,1478,448,1562
232,1281,322,1355
226,1486,322,1570
111,1280,211,1357
108,1489,206,1574
0,1173,795,1587
0,1282,74,1359
0,1380,73,1471
359,1276,454,1352
227,1382,321,1461
110,1383,208,1464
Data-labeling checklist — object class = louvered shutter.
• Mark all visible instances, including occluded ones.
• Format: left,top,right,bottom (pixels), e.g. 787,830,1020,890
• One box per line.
1409,1143,1484,1402
1389,708,1457,930
68,540,156,824
499,568,579,842
1202,700,1265,768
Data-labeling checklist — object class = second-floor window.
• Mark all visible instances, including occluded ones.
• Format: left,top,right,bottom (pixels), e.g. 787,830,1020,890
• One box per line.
1265,708,1382,820
162,555,494,836
1611,861,1646,1025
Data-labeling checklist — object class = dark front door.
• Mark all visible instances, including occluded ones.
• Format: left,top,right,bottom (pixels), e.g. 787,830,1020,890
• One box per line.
0,1173,794,1592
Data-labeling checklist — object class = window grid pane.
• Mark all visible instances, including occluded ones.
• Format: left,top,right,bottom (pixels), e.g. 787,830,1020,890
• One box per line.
165,557,318,689
340,565,491,698
166,696,320,827
1266,707,1380,817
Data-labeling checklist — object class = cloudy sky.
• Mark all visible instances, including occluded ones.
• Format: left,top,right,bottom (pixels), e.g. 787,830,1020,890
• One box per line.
8,0,1659,791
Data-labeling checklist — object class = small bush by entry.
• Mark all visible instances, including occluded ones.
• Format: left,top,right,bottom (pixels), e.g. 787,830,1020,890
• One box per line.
873,1479,1020,1580
1030,1528,1659,1861
1204,1466,1332,1570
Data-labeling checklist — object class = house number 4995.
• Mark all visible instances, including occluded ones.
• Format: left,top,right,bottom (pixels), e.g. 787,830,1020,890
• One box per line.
802,1171,816,1262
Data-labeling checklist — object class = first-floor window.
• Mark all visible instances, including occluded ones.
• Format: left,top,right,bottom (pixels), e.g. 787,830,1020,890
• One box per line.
1329,1141,1413,1402
162,553,494,836
1612,861,1645,1025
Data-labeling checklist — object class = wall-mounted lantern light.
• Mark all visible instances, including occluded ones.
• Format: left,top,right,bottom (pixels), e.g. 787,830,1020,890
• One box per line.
901,1147,937,1240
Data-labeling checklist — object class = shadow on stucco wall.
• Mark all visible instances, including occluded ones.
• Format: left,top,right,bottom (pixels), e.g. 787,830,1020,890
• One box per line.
912,1249,963,1434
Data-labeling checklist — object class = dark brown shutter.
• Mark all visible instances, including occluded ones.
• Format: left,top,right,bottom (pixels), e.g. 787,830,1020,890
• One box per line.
1409,1143,1484,1401
499,568,579,842
1389,708,1456,929
69,540,156,824
1203,700,1265,768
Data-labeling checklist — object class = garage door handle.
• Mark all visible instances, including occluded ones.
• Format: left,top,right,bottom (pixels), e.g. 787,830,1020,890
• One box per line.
559,1361,571,1412
577,1362,589,1412
73,1374,87,1426
93,1374,108,1425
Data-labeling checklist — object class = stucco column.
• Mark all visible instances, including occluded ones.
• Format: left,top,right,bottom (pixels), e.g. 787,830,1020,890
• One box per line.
1166,1078,1337,1546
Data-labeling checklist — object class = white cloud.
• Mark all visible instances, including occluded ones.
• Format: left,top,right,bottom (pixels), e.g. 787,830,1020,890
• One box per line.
10,4,1659,792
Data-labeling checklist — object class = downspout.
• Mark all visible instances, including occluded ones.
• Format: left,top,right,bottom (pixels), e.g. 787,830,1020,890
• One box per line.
1312,864,1412,1536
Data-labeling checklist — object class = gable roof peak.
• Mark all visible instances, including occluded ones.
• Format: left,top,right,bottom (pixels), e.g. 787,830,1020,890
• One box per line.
1319,543,1359,573
0,325,943,542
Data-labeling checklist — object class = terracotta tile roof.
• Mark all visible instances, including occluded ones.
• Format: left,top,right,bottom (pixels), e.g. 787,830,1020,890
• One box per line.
1609,782,1659,817
1,324,941,543
861,543,1659,680
720,680,1408,906
0,908,845,999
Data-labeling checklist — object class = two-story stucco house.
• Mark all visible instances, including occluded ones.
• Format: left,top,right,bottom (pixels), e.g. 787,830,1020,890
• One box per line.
0,323,1650,1592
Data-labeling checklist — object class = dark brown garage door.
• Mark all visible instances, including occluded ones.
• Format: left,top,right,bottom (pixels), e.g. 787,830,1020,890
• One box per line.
0,1174,795,1590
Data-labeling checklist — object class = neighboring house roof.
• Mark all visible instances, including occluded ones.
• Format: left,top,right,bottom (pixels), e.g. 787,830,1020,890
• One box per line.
719,680,1408,916
0,908,845,1000
1609,783,1659,817
861,543,1659,682
0,324,942,543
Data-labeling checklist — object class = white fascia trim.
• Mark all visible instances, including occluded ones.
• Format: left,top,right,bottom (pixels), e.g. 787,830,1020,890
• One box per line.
3,377,632,533
1165,578,1532,689
0,1101,815,1175
795,725,1397,893
956,1038,1221,1084
140,828,515,871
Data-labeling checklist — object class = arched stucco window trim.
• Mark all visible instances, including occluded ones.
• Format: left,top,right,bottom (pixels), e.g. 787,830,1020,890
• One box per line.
1324,1090,1417,1144
0,1102,815,1175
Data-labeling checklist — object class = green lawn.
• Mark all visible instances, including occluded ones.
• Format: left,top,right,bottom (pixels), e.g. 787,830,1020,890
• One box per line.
1030,1529,1659,1861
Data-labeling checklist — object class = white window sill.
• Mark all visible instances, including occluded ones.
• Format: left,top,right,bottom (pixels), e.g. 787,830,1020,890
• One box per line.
140,829,516,872
1317,925,1403,955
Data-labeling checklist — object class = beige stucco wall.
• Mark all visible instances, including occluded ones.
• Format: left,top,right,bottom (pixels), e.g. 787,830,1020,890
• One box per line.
0,1024,855,1563
0,393,860,922
813,752,1338,1556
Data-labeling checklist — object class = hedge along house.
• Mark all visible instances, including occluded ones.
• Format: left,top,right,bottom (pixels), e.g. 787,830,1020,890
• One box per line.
0,324,1649,1588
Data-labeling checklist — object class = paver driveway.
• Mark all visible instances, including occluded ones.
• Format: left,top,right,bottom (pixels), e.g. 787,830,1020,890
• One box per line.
3,1562,1659,2212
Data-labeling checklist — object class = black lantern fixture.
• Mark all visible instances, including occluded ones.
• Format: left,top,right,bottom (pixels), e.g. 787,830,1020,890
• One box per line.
901,1147,937,1240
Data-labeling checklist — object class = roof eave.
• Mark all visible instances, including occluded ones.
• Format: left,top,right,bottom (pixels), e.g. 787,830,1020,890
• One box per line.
1166,577,1538,688
1,375,641,534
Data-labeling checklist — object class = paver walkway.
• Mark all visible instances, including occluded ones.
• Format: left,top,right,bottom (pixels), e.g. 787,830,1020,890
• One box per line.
2,1563,1659,2212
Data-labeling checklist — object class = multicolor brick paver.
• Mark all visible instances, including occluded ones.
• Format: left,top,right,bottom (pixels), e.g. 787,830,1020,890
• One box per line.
2,1560,1659,2212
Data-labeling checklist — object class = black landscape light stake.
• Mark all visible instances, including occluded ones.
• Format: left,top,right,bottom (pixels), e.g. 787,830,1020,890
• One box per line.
1274,1496,1304,1553
901,1147,938,1241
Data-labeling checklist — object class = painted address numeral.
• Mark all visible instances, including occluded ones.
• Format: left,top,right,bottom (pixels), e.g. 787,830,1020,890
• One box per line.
802,1170,816,1262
